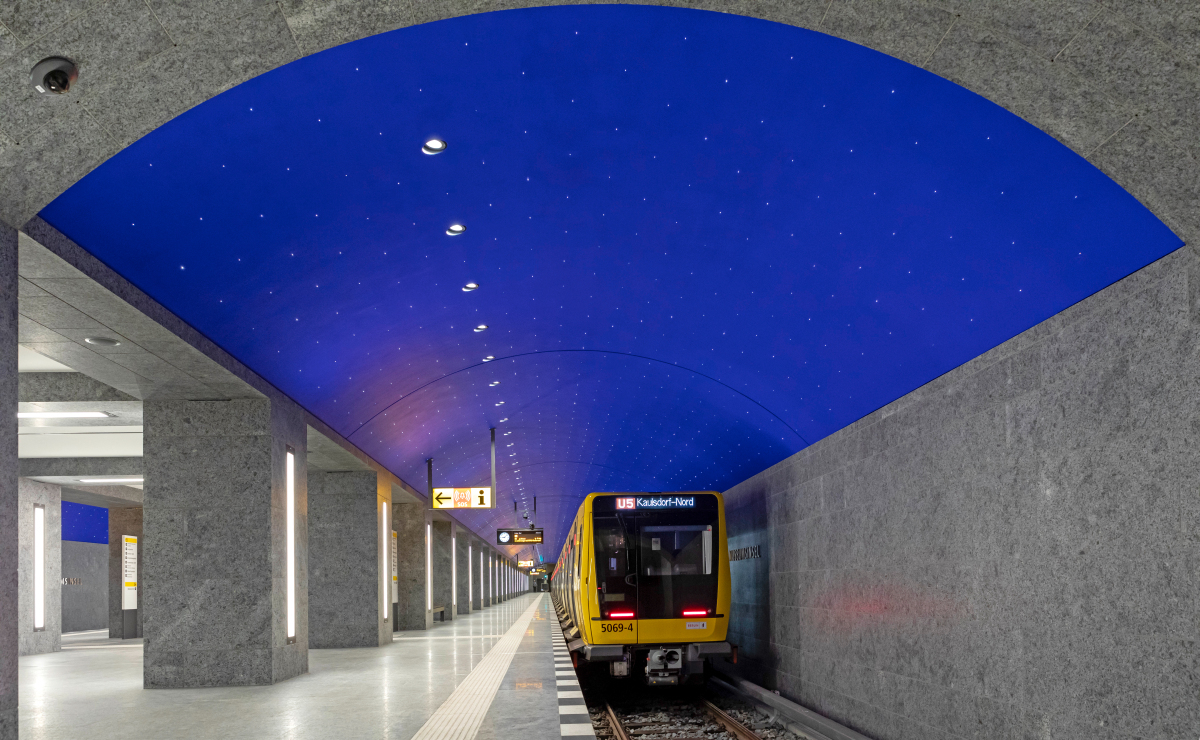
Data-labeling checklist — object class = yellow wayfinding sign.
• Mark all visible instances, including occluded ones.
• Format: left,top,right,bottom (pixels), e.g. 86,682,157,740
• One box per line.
432,487,493,509
518,560,534,568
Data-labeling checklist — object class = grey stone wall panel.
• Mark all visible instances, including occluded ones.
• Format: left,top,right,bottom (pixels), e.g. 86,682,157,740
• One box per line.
61,540,108,632
17,478,61,655
308,470,389,648
0,223,16,740
724,248,1200,740
392,502,430,629
143,397,307,687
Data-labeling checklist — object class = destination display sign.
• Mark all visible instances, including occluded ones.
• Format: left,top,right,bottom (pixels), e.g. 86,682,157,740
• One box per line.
497,528,544,545
517,559,535,568
615,495,695,510
432,487,494,509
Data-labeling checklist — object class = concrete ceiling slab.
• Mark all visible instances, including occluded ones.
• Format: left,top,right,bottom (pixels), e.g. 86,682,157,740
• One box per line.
16,230,266,401
16,345,73,372
57,484,144,508
19,457,144,477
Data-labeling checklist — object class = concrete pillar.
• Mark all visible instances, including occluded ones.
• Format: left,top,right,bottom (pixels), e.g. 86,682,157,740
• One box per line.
108,507,143,638
392,503,431,630
142,398,308,688
455,527,471,615
308,471,391,648
431,520,453,620
472,539,484,611
18,479,61,655
0,222,16,740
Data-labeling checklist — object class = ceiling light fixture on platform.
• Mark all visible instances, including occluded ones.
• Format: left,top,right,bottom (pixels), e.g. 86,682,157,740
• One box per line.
474,324,488,332
422,139,447,154
462,282,479,291
446,224,465,236
18,411,113,419
84,336,121,347
489,381,500,386
78,477,144,484
482,356,495,362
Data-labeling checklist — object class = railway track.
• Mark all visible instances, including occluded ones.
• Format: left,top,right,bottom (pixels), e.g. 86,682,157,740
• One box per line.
594,697,766,740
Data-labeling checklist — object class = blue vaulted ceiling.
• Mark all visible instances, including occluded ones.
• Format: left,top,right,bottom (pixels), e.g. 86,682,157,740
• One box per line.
41,5,1181,558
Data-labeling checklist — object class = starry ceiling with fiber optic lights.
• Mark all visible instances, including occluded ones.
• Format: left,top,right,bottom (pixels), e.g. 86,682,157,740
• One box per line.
40,5,1181,558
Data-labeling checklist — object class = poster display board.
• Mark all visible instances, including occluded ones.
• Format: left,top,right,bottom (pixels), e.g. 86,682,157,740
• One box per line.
121,535,138,610
391,530,398,602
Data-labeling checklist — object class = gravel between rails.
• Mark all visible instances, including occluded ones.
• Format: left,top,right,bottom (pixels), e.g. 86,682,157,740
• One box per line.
586,689,819,740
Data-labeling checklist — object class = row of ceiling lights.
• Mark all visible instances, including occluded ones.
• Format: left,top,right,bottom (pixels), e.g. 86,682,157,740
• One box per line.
425,137,522,494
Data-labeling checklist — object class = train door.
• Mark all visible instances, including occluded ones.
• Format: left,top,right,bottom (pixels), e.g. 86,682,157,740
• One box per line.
592,502,638,644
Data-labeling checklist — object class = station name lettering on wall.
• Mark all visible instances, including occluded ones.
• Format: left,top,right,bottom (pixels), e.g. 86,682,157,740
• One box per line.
61,578,82,585
729,545,762,562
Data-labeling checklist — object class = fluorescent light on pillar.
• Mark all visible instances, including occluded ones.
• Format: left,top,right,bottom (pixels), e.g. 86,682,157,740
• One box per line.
451,534,457,610
286,448,296,643
380,502,388,621
33,504,45,631
425,523,432,611
468,544,473,603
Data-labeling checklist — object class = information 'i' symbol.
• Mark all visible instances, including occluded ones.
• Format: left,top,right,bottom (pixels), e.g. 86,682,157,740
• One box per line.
478,490,485,506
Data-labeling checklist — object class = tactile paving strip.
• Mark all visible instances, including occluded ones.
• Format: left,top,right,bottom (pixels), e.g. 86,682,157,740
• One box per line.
410,596,546,740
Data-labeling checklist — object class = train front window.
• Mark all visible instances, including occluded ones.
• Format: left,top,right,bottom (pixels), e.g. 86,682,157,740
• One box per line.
592,494,720,620
635,510,718,619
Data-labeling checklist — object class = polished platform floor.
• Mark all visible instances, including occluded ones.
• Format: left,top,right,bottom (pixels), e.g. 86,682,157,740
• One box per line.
19,594,560,740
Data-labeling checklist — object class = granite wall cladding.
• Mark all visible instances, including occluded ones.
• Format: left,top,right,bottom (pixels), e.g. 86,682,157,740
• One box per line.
722,248,1199,740
0,224,16,740
61,540,108,632
431,520,454,618
308,470,388,648
472,538,485,611
108,507,142,638
456,527,472,615
393,502,430,630
143,397,308,688
18,479,61,655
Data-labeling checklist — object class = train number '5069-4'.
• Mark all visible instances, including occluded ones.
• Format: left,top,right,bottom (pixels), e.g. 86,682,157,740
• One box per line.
601,622,634,633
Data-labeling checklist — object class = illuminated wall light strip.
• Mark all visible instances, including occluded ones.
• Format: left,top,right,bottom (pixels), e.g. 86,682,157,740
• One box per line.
286,449,296,642
33,504,45,631
452,533,457,610
425,523,432,611
381,501,388,621
468,544,473,604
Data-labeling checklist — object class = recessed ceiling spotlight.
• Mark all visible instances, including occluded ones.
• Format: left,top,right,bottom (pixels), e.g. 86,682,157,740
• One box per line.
482,356,495,362
446,224,465,236
489,381,500,386
499,418,509,422
84,336,121,347
422,139,447,155
78,477,143,484
474,324,488,332
495,401,505,406
462,282,479,291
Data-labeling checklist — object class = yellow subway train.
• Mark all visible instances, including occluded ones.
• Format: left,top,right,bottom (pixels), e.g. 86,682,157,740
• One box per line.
551,491,733,685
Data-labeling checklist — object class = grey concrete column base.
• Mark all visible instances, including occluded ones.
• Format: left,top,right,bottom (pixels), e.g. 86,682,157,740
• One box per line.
143,398,308,688
393,503,431,630
309,471,390,648
0,707,15,740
